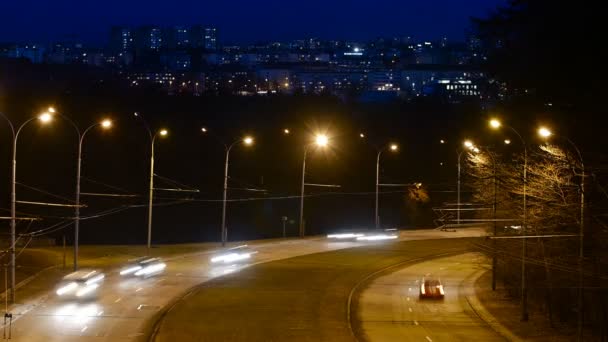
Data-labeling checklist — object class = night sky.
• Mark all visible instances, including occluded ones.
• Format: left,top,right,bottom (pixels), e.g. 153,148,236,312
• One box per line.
0,0,504,45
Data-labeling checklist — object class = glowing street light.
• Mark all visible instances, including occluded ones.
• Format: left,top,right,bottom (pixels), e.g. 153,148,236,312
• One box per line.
146,128,169,250
0,108,54,302
375,143,399,229
504,139,511,145
440,139,445,144
457,140,477,227
74,117,114,270
489,118,502,129
359,133,365,138
283,128,290,134
315,134,329,147
299,133,330,237
39,112,53,123
538,127,552,138
488,118,529,321
220,135,254,246
201,127,208,133
538,126,585,338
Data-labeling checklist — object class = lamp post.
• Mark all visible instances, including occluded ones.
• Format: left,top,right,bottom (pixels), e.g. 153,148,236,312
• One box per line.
299,134,328,237
147,129,168,252
375,144,398,229
220,136,254,246
0,109,52,302
538,127,585,340
490,118,529,321
133,113,168,253
73,119,112,270
457,140,477,226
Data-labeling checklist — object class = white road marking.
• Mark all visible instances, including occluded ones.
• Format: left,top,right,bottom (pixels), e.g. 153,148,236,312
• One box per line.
136,287,143,292
426,336,433,342
414,320,419,326
114,297,122,303
81,326,88,333
408,307,413,312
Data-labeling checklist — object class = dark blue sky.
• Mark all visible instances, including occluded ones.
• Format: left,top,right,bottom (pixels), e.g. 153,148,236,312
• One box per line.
0,0,504,45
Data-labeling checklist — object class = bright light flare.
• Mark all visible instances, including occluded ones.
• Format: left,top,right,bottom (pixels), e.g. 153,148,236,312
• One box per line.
390,144,398,151
211,252,252,263
39,112,52,123
120,266,143,276
134,262,166,276
315,134,328,147
101,119,112,128
356,234,398,241
85,274,104,285
538,127,552,138
201,127,208,133
359,133,365,138
56,282,78,296
243,136,254,145
327,233,365,239
504,139,511,145
48,107,56,113
283,128,290,134
159,129,168,136
463,140,473,149
489,119,501,129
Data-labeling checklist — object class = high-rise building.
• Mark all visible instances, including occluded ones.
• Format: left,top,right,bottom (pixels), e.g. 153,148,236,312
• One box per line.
135,26,163,51
175,26,190,48
189,26,218,50
109,26,133,52
204,27,218,50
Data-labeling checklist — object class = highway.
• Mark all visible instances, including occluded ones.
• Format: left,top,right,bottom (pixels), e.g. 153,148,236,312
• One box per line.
356,252,503,341
2,228,485,341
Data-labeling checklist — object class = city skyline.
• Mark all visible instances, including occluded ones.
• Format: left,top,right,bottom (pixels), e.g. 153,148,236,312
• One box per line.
0,0,504,45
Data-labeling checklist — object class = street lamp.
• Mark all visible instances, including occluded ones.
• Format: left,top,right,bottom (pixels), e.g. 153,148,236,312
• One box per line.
284,128,290,135
457,140,476,226
0,108,52,302
489,117,529,321
73,118,112,270
219,135,253,246
375,143,398,229
134,111,169,253
538,126,585,340
147,128,168,251
299,134,329,237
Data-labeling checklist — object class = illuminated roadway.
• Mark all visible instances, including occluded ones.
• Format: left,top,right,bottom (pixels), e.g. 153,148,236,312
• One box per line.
3,228,486,341
356,252,503,341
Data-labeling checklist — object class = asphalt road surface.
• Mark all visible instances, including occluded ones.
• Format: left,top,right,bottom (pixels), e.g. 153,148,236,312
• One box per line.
152,234,485,342
356,252,504,341
2,228,485,341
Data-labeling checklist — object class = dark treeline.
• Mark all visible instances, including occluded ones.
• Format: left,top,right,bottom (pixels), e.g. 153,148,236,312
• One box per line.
469,1,608,339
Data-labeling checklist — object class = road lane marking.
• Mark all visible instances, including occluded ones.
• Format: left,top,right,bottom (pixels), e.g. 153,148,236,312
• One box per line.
136,287,143,292
414,320,419,326
114,297,122,303
81,326,88,333
426,336,433,342
408,307,412,312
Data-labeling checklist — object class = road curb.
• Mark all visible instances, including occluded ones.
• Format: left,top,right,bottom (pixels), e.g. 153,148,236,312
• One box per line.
463,269,523,342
